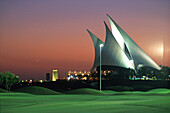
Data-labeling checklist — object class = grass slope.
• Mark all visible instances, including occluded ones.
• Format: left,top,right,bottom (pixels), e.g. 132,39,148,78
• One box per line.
65,88,170,95
113,88,170,95
65,88,104,95
148,88,170,94
0,93,169,113
14,86,61,95
0,88,8,93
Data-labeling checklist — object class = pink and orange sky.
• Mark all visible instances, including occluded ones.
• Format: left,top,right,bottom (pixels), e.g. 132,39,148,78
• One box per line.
0,0,169,80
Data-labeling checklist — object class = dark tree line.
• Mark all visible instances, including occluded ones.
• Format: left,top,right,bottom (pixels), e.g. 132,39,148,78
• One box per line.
136,65,170,80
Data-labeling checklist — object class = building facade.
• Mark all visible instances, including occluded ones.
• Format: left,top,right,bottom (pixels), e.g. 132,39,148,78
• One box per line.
52,70,58,81
87,14,160,72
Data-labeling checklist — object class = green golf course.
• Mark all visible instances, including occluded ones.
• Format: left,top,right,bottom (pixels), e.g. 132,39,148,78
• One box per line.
0,87,170,113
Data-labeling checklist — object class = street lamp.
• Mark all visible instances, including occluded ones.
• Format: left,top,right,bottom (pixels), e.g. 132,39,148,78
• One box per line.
100,44,104,91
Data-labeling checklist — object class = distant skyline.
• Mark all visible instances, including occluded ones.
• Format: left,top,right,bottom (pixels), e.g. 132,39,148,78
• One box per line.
0,0,169,80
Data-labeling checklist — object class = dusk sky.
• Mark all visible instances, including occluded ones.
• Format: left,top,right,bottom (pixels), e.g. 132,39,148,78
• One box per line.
0,0,169,80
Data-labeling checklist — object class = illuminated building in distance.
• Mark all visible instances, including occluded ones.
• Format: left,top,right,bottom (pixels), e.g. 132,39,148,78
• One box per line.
67,71,91,80
52,70,58,81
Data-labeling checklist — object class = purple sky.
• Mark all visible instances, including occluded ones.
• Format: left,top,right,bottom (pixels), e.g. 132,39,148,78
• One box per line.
0,0,169,80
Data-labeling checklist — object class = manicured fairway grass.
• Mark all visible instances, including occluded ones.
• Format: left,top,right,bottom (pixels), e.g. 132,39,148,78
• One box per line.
1,93,170,113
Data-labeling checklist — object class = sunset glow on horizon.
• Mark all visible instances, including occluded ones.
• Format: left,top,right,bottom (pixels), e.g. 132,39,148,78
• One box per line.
0,0,169,80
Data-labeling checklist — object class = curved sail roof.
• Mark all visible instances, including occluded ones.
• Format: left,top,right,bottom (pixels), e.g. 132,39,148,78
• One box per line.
101,22,134,69
87,29,104,71
87,14,160,71
106,14,160,70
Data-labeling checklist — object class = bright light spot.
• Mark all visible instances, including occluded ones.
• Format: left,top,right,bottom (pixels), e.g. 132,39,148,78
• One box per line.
39,80,43,83
29,80,32,83
149,42,164,63
68,77,70,81
100,44,104,47
82,77,87,80
160,44,164,55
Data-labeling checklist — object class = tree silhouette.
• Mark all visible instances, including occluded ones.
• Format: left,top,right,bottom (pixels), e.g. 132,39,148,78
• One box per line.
0,72,5,86
0,71,20,92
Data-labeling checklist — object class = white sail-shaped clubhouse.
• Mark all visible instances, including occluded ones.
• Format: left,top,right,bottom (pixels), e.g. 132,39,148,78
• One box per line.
88,14,160,71
87,29,104,71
